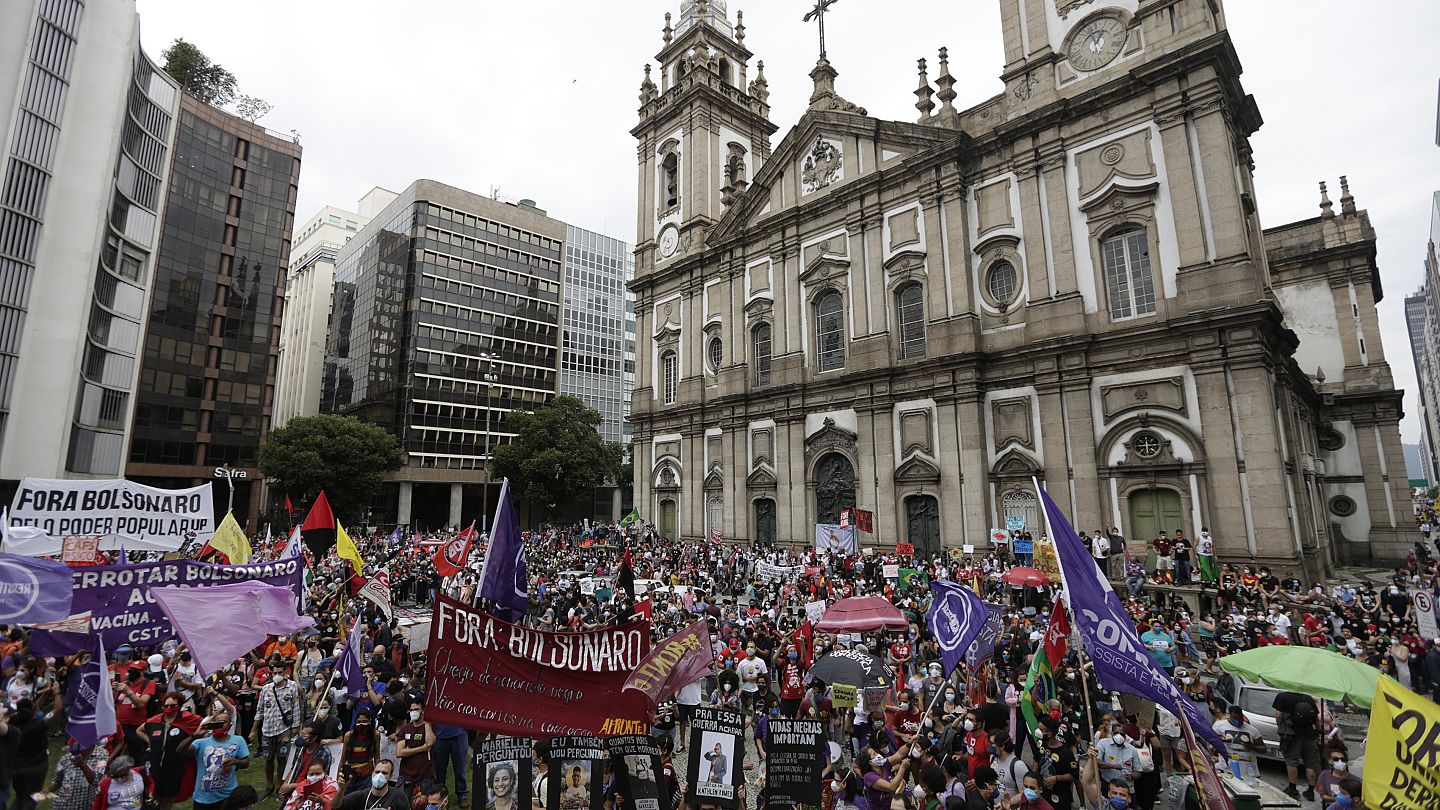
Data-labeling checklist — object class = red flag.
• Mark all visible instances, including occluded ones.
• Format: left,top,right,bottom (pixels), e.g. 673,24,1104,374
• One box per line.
300,491,337,558
1042,595,1070,668
630,597,652,623
1179,709,1237,810
792,619,815,669
193,539,229,564
433,522,476,578
284,494,294,515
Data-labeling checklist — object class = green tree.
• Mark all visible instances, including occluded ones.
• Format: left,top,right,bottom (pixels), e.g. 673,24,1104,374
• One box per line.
259,415,405,523
491,395,624,520
160,39,238,106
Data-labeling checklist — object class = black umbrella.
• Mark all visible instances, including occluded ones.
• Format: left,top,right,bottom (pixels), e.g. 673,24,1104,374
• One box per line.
806,649,894,688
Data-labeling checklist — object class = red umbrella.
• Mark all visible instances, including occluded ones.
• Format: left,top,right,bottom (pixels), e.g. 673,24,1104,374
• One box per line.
815,596,909,632
1000,566,1050,587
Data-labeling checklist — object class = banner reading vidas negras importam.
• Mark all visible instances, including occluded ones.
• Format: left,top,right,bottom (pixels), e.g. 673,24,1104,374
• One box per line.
424,595,652,737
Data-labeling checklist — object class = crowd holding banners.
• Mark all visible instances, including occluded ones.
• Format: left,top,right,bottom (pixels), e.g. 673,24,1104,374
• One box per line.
0,474,1438,810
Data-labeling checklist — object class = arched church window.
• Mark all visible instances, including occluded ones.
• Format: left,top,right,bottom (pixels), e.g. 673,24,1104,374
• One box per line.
719,58,733,86
709,337,723,372
815,290,845,372
662,350,678,404
752,323,771,386
662,153,680,209
897,283,926,359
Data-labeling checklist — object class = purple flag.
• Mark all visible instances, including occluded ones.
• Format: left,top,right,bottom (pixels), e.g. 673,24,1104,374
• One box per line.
1037,483,1228,754
623,617,715,705
152,580,313,677
335,615,367,698
926,580,991,676
386,526,403,549
964,601,1006,672
476,479,527,621
65,635,116,748
0,552,73,624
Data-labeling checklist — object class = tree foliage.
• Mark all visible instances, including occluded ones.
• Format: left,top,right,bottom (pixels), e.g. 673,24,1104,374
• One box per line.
160,39,238,106
491,396,624,519
259,415,405,523
234,95,273,122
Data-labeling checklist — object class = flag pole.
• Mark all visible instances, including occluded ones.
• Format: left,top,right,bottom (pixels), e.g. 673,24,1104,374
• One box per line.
1032,476,1098,740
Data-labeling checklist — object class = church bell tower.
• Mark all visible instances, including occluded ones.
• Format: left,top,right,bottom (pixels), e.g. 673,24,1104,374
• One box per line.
632,0,777,274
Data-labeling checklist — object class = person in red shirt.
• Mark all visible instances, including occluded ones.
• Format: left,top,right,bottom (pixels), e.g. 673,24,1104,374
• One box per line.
719,637,746,668
777,646,807,718
959,709,992,781
114,660,158,759
885,688,924,738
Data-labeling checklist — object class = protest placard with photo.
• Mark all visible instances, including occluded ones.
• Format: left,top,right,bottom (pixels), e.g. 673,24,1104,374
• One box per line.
685,707,745,809
607,734,667,810
473,736,532,810
546,736,607,810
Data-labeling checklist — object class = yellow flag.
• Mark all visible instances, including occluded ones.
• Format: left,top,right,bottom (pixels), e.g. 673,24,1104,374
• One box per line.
1365,673,1440,808
336,520,363,575
208,511,252,564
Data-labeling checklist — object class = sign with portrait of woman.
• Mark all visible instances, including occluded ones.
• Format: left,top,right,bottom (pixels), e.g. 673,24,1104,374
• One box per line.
473,736,533,810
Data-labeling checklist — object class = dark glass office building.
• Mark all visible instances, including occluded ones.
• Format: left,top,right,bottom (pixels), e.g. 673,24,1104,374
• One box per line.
125,93,301,525
323,180,564,528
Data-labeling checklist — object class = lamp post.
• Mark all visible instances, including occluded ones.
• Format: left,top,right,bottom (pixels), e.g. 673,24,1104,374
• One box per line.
220,463,235,515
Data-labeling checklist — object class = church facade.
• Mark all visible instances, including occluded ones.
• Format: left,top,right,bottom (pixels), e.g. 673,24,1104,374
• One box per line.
627,0,1410,578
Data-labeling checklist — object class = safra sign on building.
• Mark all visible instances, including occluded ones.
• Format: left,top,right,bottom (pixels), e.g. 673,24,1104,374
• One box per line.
7,477,216,553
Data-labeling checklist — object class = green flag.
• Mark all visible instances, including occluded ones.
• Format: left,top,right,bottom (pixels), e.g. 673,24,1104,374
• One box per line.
619,509,640,529
899,568,929,590
1019,639,1055,736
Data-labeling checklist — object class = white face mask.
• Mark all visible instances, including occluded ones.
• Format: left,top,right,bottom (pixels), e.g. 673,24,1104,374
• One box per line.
307,774,324,784
1333,761,1347,773
1112,733,1127,746
409,710,421,721
1180,677,1193,685
909,745,921,758
831,780,845,793
870,755,885,767
963,720,975,732
912,786,926,801
899,702,910,712
314,679,324,689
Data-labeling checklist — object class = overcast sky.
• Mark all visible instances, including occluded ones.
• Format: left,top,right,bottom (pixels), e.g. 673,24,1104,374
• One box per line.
134,0,1440,445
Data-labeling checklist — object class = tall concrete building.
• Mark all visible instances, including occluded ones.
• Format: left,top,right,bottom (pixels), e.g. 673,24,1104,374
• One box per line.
627,0,1412,575
274,188,395,427
1406,191,1440,486
0,0,180,492
561,225,635,447
323,180,565,528
560,224,637,519
123,95,301,523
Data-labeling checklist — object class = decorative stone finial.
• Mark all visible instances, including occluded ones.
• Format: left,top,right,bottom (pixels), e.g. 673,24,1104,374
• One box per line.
1339,175,1356,216
914,58,935,118
808,58,866,115
935,46,956,111
1319,181,1334,218
748,60,769,103
663,12,673,45
640,63,657,104
735,10,746,42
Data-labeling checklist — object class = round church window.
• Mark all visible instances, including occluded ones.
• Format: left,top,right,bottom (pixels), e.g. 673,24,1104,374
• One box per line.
1318,429,1345,452
1329,496,1357,517
986,260,1017,306
1131,430,1163,459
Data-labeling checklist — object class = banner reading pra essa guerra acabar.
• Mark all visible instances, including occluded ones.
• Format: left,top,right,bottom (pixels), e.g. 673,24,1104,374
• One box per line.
9,477,214,547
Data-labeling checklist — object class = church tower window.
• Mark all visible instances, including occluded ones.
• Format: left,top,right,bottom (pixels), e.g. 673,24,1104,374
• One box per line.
986,260,1017,307
708,336,723,371
719,58,732,86
1102,227,1156,319
661,152,680,210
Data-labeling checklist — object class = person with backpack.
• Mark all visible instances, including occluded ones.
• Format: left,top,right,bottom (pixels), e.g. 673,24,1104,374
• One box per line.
1272,690,1321,801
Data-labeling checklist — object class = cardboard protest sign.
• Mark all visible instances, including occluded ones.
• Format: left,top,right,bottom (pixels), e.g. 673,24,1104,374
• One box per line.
473,736,533,810
607,734,667,810
686,707,746,808
547,737,607,810
764,719,826,807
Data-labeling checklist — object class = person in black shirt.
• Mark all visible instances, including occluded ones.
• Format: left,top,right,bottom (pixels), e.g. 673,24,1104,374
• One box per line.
1172,534,1193,585
1272,691,1321,801
1258,568,1281,607
1036,716,1077,810
1356,585,1381,622
5,698,51,810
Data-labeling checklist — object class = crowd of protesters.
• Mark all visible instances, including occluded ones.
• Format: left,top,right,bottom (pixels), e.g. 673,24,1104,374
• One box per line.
1,514,1438,810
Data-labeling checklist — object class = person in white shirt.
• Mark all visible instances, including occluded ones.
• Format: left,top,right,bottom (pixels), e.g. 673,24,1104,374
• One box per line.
1090,532,1111,577
1268,607,1292,640
1212,704,1266,782
736,645,768,714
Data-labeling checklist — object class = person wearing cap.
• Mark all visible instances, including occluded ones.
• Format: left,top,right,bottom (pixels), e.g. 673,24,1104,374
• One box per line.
114,652,157,760
146,654,171,692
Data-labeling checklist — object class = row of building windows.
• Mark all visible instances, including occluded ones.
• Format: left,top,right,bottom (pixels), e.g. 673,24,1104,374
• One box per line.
660,227,1156,396
425,203,561,254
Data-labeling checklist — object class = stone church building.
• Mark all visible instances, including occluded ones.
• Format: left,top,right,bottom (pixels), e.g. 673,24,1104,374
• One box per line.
627,0,1410,578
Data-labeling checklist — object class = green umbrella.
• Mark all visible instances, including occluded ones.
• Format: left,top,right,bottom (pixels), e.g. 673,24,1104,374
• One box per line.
1219,646,1379,708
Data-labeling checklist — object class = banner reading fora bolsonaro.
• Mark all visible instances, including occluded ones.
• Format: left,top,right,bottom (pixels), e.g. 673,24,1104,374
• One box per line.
8,477,214,552
424,595,652,737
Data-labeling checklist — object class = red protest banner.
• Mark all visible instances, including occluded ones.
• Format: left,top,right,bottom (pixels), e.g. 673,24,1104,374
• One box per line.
423,595,653,737
855,509,874,533
895,542,914,557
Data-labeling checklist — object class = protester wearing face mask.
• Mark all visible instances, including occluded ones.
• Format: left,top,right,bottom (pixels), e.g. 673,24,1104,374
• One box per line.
92,755,153,810
337,759,407,810
1316,753,1355,810
776,646,806,718
395,701,435,790
1079,743,1134,810
709,669,742,711
178,709,250,810
1092,722,1140,788
282,761,339,810
112,652,156,760
1005,773,1055,810
143,692,205,810
885,689,924,737
960,712,992,782
338,709,380,796
255,665,301,799
967,766,1000,810
280,723,334,801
